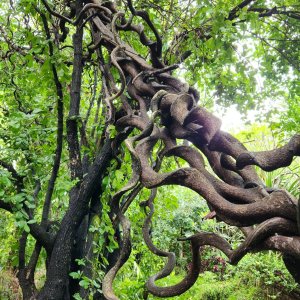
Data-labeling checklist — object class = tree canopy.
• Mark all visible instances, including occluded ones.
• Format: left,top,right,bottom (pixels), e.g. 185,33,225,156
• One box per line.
0,0,299,299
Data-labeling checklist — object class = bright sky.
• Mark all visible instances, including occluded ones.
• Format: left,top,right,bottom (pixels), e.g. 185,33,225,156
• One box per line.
215,105,246,132
214,104,260,133
214,96,284,133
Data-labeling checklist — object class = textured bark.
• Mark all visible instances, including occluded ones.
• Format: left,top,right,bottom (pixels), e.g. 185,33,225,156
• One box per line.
37,139,114,299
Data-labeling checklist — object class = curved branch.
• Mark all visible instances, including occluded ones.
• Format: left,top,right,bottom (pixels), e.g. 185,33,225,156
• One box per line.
102,215,131,300
127,0,162,58
236,134,300,171
230,217,298,264
41,0,112,25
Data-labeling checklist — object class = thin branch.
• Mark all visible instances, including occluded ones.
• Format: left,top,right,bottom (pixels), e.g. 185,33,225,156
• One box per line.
249,7,300,20
41,0,112,25
0,159,24,192
228,0,255,20
35,6,64,224
250,31,300,71
66,4,84,181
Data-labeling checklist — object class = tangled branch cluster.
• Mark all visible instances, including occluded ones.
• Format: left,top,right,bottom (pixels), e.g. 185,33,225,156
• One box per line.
42,0,300,299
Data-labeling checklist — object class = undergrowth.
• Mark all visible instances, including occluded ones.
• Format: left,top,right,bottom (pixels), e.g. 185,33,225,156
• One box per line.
0,268,22,300
114,251,300,300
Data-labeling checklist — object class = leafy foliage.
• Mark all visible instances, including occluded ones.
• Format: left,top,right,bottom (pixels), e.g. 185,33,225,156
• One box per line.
0,0,299,299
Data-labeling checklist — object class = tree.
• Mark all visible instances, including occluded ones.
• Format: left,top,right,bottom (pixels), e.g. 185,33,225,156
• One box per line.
0,0,299,299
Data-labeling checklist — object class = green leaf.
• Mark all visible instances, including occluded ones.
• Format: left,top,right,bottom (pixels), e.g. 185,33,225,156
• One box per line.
69,272,81,279
75,258,86,266
24,224,30,233
27,219,36,224
79,279,90,289
72,293,83,300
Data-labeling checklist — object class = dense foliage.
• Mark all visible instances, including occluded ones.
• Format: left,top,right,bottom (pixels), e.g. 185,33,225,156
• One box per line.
0,0,299,299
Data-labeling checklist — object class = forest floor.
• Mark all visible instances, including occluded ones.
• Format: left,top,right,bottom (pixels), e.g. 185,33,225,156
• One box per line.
2,268,300,300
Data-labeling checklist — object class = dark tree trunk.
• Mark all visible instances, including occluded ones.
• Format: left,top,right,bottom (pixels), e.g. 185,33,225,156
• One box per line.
18,270,37,300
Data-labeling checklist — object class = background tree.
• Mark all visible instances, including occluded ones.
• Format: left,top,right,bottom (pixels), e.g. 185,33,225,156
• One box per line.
0,0,299,299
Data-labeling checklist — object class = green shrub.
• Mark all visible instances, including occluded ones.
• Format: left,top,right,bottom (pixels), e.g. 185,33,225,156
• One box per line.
0,268,22,300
